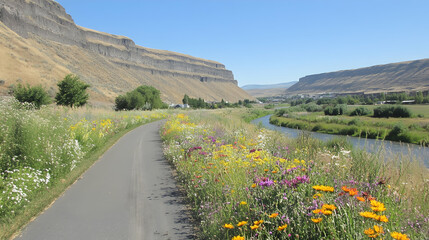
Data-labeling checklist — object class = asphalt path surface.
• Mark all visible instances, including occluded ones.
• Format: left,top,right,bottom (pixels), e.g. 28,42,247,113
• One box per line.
16,120,194,240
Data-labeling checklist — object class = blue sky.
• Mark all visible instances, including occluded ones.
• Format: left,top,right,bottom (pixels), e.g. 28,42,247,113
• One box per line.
56,0,429,87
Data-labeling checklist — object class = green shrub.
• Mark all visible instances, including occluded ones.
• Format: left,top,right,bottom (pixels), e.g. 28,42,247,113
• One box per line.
373,105,411,118
349,106,372,116
324,104,347,115
13,84,51,108
302,102,323,112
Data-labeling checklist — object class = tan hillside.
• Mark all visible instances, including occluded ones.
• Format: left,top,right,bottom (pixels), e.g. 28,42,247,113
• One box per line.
0,0,253,106
287,59,429,95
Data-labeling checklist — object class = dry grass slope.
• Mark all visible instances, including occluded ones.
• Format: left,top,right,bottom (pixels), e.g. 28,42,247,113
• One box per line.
0,0,253,107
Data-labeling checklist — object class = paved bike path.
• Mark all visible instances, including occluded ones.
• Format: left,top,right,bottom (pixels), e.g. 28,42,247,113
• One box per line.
16,120,194,240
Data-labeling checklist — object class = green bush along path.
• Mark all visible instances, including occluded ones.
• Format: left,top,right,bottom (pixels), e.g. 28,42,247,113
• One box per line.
15,120,193,240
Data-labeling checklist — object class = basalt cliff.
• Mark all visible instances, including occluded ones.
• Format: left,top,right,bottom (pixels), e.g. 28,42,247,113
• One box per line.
287,59,429,95
0,0,252,105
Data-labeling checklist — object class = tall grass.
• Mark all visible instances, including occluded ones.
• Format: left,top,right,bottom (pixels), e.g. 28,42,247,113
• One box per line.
162,111,428,239
0,98,167,239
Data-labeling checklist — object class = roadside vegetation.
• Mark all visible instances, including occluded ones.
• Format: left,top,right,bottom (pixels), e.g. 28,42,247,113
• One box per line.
0,98,167,239
162,111,428,239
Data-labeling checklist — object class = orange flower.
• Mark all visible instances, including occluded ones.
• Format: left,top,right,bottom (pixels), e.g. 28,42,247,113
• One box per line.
251,183,257,188
311,218,322,223
348,188,358,196
356,196,365,202
342,186,350,192
269,213,279,218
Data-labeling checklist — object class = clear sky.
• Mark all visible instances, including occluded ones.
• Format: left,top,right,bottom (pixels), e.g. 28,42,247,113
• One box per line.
55,0,429,87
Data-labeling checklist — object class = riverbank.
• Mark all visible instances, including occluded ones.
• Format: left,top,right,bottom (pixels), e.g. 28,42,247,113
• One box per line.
269,109,429,146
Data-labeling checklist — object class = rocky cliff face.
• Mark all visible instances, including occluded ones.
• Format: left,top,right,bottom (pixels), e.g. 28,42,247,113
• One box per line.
0,0,250,104
287,59,429,95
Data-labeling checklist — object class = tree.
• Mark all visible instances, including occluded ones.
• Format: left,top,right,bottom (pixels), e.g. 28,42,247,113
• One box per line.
13,84,51,108
182,94,190,105
415,92,424,104
55,74,90,108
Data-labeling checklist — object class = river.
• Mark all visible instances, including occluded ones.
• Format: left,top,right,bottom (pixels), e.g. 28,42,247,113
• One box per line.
252,115,429,167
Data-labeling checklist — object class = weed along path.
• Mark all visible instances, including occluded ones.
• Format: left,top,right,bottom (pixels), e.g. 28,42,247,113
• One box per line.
15,120,194,240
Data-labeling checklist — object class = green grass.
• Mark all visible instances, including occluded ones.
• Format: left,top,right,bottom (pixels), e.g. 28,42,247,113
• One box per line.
241,109,273,123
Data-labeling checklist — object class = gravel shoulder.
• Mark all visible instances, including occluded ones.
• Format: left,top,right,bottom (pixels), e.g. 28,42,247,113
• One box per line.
15,120,194,240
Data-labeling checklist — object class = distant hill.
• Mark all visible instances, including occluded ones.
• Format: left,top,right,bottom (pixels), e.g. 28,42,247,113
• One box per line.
242,81,298,98
241,81,298,90
0,0,253,106
287,59,429,95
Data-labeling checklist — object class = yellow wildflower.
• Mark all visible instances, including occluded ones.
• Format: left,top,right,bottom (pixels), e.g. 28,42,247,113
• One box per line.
313,193,322,199
277,224,288,231
370,200,386,212
251,183,257,188
364,225,384,238
311,218,322,223
250,225,259,230
360,211,378,219
312,185,334,192
313,209,323,214
376,215,389,222
269,213,279,218
253,220,263,225
322,210,332,215
391,232,410,240
223,223,234,229
322,204,337,211
232,236,245,240
240,201,247,205
237,221,248,227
